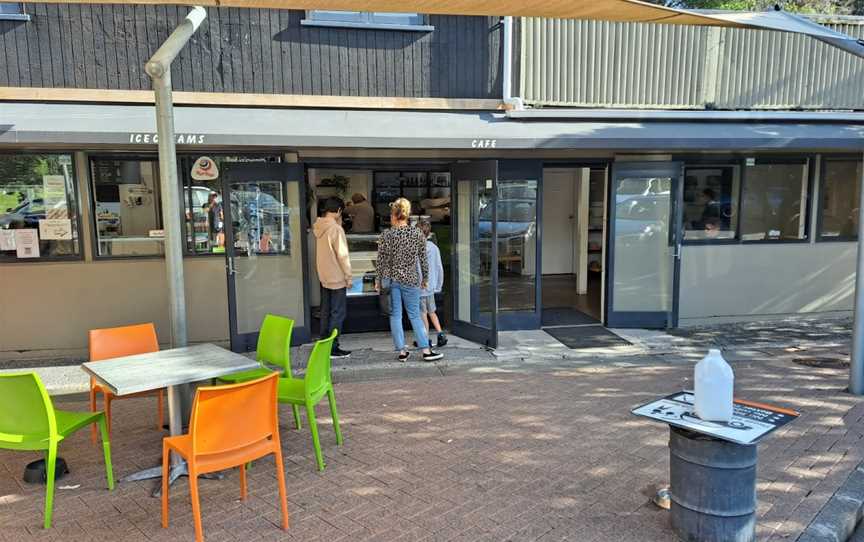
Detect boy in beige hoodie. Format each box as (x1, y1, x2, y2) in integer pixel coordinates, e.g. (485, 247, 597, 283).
(313, 197, 353, 358)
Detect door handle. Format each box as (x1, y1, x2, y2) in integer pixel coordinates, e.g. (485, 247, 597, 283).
(226, 256, 236, 275)
(673, 243, 682, 260)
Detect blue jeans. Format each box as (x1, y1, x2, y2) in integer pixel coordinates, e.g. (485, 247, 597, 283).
(388, 281, 430, 351)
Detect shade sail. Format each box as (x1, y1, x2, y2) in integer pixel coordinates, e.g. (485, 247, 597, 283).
(702, 10, 864, 58)
(17, 0, 749, 27)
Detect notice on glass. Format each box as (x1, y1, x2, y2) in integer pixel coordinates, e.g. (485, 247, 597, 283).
(14, 229, 40, 258)
(38, 219, 73, 240)
(0, 230, 16, 251)
(42, 175, 68, 219)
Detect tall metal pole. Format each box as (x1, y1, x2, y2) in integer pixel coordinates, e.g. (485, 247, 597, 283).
(145, 7, 206, 424)
(850, 151, 864, 394)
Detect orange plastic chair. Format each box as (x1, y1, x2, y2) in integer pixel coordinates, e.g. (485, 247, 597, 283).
(161, 373, 289, 542)
(88, 323, 165, 443)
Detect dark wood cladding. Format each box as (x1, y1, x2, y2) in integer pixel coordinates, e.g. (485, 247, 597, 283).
(0, 5, 502, 98)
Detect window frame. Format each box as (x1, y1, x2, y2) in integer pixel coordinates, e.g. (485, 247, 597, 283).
(738, 156, 814, 245)
(816, 154, 862, 243)
(0, 152, 85, 263)
(676, 154, 816, 246)
(0, 3, 30, 21)
(178, 153, 285, 258)
(88, 154, 165, 260)
(301, 10, 434, 32)
(680, 160, 743, 246)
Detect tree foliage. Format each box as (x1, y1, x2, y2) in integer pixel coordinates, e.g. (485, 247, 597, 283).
(652, 0, 863, 15)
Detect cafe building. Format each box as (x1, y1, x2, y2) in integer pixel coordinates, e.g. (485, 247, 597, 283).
(1, 9, 863, 356)
(2, 102, 862, 356)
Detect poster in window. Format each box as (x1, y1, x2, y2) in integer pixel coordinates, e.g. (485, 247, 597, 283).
(38, 219, 73, 240)
(0, 230, 15, 251)
(42, 175, 69, 219)
(14, 229, 40, 258)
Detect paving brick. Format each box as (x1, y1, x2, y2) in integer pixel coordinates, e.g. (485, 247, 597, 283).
(2, 345, 863, 541)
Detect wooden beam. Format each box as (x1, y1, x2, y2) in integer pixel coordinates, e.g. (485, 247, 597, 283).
(0, 87, 505, 110)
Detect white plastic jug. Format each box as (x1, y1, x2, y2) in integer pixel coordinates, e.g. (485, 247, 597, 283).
(694, 349, 734, 423)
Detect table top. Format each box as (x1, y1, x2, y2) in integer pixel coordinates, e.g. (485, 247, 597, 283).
(81, 343, 259, 396)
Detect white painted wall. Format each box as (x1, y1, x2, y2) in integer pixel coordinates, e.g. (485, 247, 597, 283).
(679, 242, 856, 325)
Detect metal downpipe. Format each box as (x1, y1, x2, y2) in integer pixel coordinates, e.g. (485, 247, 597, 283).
(144, 6, 206, 351)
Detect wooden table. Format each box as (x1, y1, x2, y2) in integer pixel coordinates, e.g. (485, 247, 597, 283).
(82, 343, 259, 492)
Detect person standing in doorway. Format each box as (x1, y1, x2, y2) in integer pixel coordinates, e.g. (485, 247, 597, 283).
(418, 220, 447, 347)
(376, 198, 443, 363)
(345, 193, 375, 233)
(313, 197, 352, 358)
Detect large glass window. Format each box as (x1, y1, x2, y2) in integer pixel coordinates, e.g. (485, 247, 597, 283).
(90, 157, 164, 257)
(683, 165, 740, 241)
(740, 161, 810, 242)
(819, 157, 862, 240)
(0, 153, 81, 260)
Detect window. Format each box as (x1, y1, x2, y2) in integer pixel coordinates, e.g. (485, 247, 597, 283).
(740, 161, 810, 242)
(302, 11, 433, 31)
(819, 157, 862, 240)
(178, 155, 282, 255)
(90, 157, 164, 257)
(0, 153, 81, 260)
(0, 3, 29, 21)
(683, 165, 740, 241)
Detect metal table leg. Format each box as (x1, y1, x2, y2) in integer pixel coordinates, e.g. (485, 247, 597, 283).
(118, 384, 222, 497)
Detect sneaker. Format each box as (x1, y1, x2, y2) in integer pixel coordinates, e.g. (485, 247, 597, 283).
(436, 334, 448, 348)
(398, 351, 411, 363)
(422, 350, 443, 362)
(331, 347, 351, 359)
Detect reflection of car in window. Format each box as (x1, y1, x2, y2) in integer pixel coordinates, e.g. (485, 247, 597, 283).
(1, 198, 47, 228)
(478, 199, 537, 239)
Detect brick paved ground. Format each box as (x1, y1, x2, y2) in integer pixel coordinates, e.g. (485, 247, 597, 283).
(1, 349, 862, 542)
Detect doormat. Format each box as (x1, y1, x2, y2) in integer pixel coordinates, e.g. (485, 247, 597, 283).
(541, 308, 599, 326)
(544, 326, 631, 349)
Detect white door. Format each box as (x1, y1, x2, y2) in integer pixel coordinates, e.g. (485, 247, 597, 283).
(542, 169, 576, 274)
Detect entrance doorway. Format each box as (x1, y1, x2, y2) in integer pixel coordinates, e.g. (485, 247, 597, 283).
(540, 167, 607, 326)
(221, 162, 310, 352)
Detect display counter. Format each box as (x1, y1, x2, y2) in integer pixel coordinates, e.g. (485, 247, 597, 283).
(346, 234, 379, 297)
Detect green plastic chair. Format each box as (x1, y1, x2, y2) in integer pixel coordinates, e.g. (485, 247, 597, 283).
(0, 372, 114, 529)
(218, 314, 301, 429)
(277, 329, 343, 471)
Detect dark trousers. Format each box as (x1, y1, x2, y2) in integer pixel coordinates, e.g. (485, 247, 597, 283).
(320, 286, 347, 348)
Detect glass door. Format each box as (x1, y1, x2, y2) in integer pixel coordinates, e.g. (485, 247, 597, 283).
(450, 161, 498, 348)
(606, 162, 683, 328)
(496, 161, 541, 330)
(222, 163, 309, 351)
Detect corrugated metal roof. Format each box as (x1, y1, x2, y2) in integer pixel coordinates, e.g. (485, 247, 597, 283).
(520, 16, 864, 111)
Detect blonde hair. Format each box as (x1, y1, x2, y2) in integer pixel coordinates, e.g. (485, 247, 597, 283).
(390, 197, 411, 221)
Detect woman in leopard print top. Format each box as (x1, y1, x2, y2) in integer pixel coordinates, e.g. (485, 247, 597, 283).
(376, 198, 443, 363)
